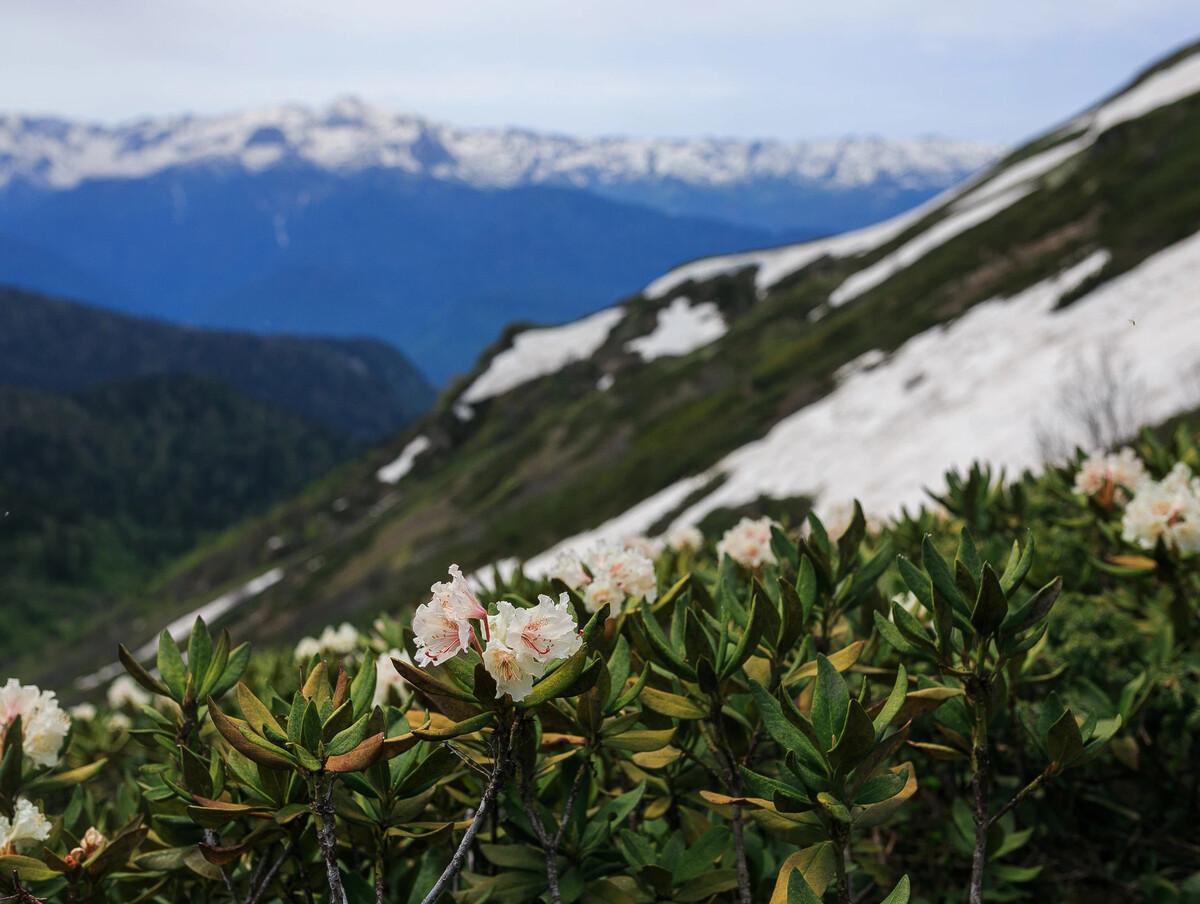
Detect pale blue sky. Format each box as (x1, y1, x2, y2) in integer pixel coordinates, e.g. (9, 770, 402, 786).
(2, 0, 1199, 144)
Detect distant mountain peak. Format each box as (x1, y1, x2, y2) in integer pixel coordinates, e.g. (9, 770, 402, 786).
(0, 101, 1003, 195)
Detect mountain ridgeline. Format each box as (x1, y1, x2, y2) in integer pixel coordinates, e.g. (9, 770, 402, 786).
(0, 107, 999, 383)
(35, 38, 1200, 695)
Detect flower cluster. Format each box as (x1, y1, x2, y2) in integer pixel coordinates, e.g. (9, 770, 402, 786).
(0, 679, 70, 769)
(548, 541, 658, 614)
(107, 675, 153, 710)
(411, 566, 582, 702)
(373, 649, 412, 707)
(665, 525, 705, 553)
(1074, 447, 1148, 504)
(294, 622, 360, 663)
(0, 798, 51, 854)
(717, 516, 780, 569)
(1121, 462, 1200, 556)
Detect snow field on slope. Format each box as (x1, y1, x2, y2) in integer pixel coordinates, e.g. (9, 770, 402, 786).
(625, 297, 727, 362)
(459, 307, 626, 406)
(527, 228, 1200, 565)
(642, 48, 1200, 308)
(376, 435, 432, 484)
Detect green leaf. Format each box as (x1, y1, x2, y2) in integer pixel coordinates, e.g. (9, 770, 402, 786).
(676, 870, 740, 902)
(873, 611, 925, 658)
(188, 618, 212, 690)
(604, 728, 675, 752)
(721, 593, 766, 680)
(896, 556, 934, 614)
(771, 843, 835, 904)
(890, 603, 939, 656)
(411, 711, 495, 741)
(638, 605, 696, 680)
(956, 528, 982, 579)
(236, 683, 278, 737)
(674, 826, 732, 882)
(922, 535, 970, 619)
(879, 875, 911, 904)
(811, 655, 850, 754)
(639, 686, 707, 720)
(0, 854, 61, 882)
(1046, 709, 1085, 766)
(350, 656, 377, 718)
(786, 867, 823, 904)
(158, 630, 188, 700)
(199, 628, 231, 697)
(830, 699, 875, 771)
(796, 556, 818, 625)
(210, 642, 251, 699)
(1002, 577, 1062, 635)
(118, 644, 170, 696)
(999, 532, 1035, 595)
(581, 783, 645, 850)
(521, 647, 590, 708)
(873, 666, 908, 739)
(325, 732, 385, 773)
(390, 658, 477, 703)
(328, 713, 373, 756)
(971, 564, 1009, 638)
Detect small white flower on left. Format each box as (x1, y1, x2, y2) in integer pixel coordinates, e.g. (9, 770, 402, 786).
(0, 798, 51, 854)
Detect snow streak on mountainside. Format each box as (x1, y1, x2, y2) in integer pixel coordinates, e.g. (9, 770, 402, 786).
(0, 99, 1000, 198)
(526, 231, 1200, 573)
(644, 49, 1200, 303)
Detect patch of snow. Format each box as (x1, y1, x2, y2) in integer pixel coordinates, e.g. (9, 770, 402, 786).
(516, 231, 1200, 563)
(460, 307, 625, 404)
(521, 473, 719, 578)
(453, 401, 475, 421)
(1082, 53, 1200, 135)
(828, 186, 1035, 307)
(376, 435, 432, 484)
(76, 568, 285, 690)
(951, 138, 1090, 211)
(597, 373, 616, 392)
(643, 181, 966, 301)
(625, 297, 727, 362)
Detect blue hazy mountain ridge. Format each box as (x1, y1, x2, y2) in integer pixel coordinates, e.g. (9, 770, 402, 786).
(0, 111, 995, 383)
(0, 166, 792, 384)
(0, 283, 435, 441)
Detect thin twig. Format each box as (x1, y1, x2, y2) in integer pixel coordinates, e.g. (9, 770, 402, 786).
(987, 766, 1057, 828)
(419, 746, 510, 904)
(247, 839, 296, 904)
(203, 829, 242, 904)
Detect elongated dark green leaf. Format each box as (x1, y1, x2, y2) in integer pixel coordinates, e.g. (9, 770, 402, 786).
(873, 611, 925, 658)
(639, 686, 707, 720)
(350, 656, 377, 718)
(200, 629, 231, 698)
(1000, 532, 1035, 595)
(891, 603, 939, 656)
(749, 681, 827, 770)
(879, 875, 911, 904)
(118, 644, 170, 696)
(971, 564, 1009, 638)
(1003, 577, 1062, 635)
(896, 556, 934, 613)
(391, 659, 477, 703)
(188, 618, 212, 690)
(922, 535, 970, 618)
(328, 713, 373, 756)
(520, 646, 589, 708)
(674, 826, 732, 883)
(721, 594, 766, 680)
(638, 606, 696, 680)
(411, 711, 495, 741)
(210, 642, 251, 699)
(956, 528, 982, 579)
(830, 699, 875, 770)
(158, 631, 187, 700)
(810, 655, 850, 754)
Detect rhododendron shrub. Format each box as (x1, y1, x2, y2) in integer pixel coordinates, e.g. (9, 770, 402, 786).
(13, 430, 1200, 902)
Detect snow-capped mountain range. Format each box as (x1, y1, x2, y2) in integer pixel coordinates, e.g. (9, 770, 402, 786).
(0, 102, 1002, 383)
(0, 98, 1000, 199)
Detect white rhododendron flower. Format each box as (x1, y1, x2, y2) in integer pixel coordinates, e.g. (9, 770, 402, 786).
(107, 675, 152, 710)
(481, 640, 538, 702)
(373, 649, 411, 707)
(413, 564, 488, 666)
(717, 516, 780, 569)
(1121, 468, 1200, 557)
(69, 703, 97, 722)
(0, 679, 70, 769)
(548, 542, 658, 613)
(483, 596, 580, 701)
(0, 798, 52, 854)
(1074, 447, 1148, 502)
(501, 594, 582, 665)
(665, 525, 704, 553)
(622, 535, 662, 559)
(294, 636, 323, 662)
(548, 552, 590, 589)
